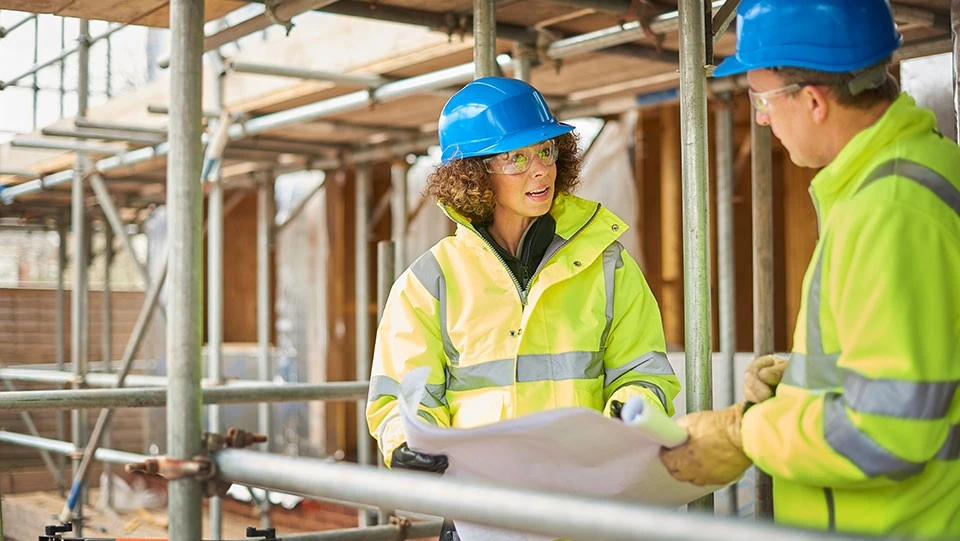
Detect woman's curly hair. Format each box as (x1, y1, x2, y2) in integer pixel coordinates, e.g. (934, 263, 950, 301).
(425, 132, 583, 224)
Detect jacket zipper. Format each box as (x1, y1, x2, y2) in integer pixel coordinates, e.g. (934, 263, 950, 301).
(823, 488, 836, 531)
(443, 203, 603, 307)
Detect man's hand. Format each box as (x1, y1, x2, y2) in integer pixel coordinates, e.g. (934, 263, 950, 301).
(744, 355, 788, 403)
(391, 443, 449, 474)
(659, 403, 751, 486)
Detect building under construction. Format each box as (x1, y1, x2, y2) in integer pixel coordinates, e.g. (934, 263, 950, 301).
(0, 0, 957, 540)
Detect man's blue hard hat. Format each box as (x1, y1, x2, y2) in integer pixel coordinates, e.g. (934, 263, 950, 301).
(713, 0, 902, 77)
(438, 77, 574, 163)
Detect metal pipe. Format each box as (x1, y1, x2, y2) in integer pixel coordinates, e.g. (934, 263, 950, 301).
(375, 239, 397, 523)
(58, 253, 169, 523)
(546, 1, 724, 60)
(56, 216, 68, 484)
(953, 0, 959, 142)
(751, 104, 775, 521)
(0, 431, 146, 465)
(714, 96, 737, 517)
(0, 22, 126, 91)
(513, 43, 535, 83)
(42, 126, 166, 145)
(167, 0, 206, 538)
(355, 166, 375, 526)
(1, 380, 68, 491)
(390, 163, 408, 274)
(256, 176, 275, 524)
(283, 522, 443, 541)
(229, 56, 512, 139)
(213, 449, 888, 541)
(474, 0, 497, 78)
(208, 53, 226, 540)
(59, 18, 65, 118)
(229, 60, 389, 86)
(275, 177, 326, 232)
(75, 118, 168, 135)
(89, 172, 167, 321)
(157, 0, 340, 68)
(102, 224, 114, 510)
(0, 382, 370, 411)
(71, 20, 92, 532)
(0, 14, 37, 39)
(31, 15, 38, 130)
(11, 138, 127, 154)
(0, 367, 328, 388)
(678, 0, 713, 513)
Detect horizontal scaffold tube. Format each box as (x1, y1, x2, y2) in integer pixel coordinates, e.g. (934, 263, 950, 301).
(0, 381, 369, 411)
(283, 521, 443, 541)
(213, 450, 894, 541)
(0, 430, 146, 464)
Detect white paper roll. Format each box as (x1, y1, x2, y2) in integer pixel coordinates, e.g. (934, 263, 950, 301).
(620, 396, 689, 448)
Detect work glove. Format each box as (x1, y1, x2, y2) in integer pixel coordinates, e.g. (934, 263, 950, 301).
(658, 403, 751, 486)
(744, 355, 788, 403)
(391, 443, 449, 474)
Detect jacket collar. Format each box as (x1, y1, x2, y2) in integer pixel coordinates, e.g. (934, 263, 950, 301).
(809, 93, 937, 226)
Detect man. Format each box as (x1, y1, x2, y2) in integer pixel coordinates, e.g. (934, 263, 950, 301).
(659, 0, 960, 538)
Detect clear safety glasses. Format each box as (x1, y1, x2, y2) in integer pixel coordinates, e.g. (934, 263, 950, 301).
(483, 139, 558, 175)
(748, 84, 802, 114)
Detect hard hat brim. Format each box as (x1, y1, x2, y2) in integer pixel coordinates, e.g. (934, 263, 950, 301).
(441, 121, 575, 163)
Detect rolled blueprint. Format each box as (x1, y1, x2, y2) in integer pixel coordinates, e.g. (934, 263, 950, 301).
(620, 396, 689, 448)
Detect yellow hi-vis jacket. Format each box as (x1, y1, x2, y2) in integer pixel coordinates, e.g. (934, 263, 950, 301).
(367, 193, 680, 465)
(741, 94, 960, 538)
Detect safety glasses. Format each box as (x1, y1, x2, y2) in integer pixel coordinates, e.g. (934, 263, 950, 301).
(483, 139, 558, 175)
(749, 84, 802, 114)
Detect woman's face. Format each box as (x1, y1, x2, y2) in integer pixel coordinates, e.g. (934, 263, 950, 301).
(486, 139, 558, 222)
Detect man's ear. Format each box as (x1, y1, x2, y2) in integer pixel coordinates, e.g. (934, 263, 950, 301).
(802, 85, 830, 124)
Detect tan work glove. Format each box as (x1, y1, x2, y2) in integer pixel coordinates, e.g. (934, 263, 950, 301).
(659, 403, 751, 486)
(744, 355, 788, 403)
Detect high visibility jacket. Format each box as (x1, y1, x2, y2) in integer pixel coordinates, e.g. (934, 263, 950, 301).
(741, 94, 960, 538)
(367, 193, 680, 464)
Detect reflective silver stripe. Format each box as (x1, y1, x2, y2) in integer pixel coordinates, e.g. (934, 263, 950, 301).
(937, 424, 960, 461)
(598, 241, 623, 349)
(516, 351, 603, 383)
(447, 351, 604, 392)
(628, 381, 669, 411)
(447, 358, 515, 392)
(369, 375, 447, 408)
(859, 159, 960, 217)
(806, 246, 827, 357)
(782, 351, 842, 389)
(368, 375, 401, 402)
(823, 393, 926, 480)
(603, 351, 674, 388)
(410, 251, 460, 365)
(784, 353, 957, 419)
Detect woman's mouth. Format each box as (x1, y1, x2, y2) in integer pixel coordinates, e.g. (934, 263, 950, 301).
(526, 186, 550, 200)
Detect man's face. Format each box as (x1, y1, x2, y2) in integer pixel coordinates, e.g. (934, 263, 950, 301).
(747, 69, 823, 168)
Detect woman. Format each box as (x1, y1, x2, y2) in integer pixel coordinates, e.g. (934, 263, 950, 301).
(366, 76, 679, 489)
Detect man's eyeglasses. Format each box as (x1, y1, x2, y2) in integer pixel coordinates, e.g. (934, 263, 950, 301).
(749, 83, 816, 114)
(484, 139, 558, 175)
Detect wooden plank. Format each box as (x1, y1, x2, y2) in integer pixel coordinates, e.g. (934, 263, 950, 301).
(659, 103, 683, 349)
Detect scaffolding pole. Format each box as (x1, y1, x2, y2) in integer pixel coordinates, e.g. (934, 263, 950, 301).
(55, 216, 68, 485)
(474, 0, 498, 78)
(0, 382, 369, 412)
(1, 380, 68, 491)
(70, 19, 92, 534)
(0, 367, 323, 388)
(390, 163, 408, 274)
(355, 166, 376, 526)
(714, 96, 737, 517)
(167, 0, 205, 538)
(0, 431, 146, 465)
(257, 175, 275, 528)
(0, 13, 36, 38)
(213, 449, 886, 541)
(102, 224, 114, 510)
(677, 0, 713, 513)
(283, 521, 442, 541)
(207, 52, 227, 541)
(751, 105, 775, 521)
